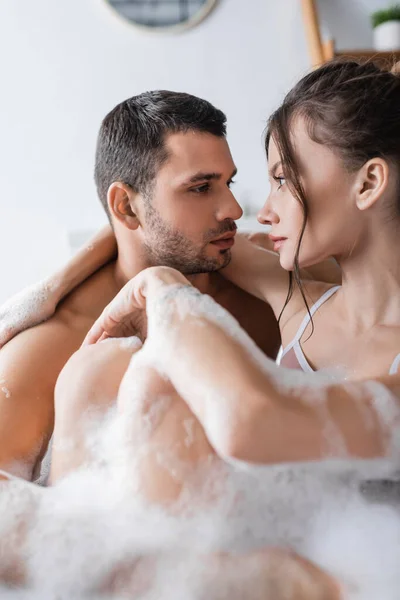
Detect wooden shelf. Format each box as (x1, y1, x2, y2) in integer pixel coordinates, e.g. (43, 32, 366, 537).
(301, 0, 400, 69)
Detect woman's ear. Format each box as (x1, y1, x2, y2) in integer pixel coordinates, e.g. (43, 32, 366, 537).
(354, 158, 389, 211)
(107, 182, 141, 230)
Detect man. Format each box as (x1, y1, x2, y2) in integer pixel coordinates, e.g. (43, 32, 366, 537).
(0, 90, 282, 481)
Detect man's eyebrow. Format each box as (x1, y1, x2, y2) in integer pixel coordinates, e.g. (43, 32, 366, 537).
(181, 168, 237, 186)
(269, 160, 282, 176)
(184, 172, 221, 184)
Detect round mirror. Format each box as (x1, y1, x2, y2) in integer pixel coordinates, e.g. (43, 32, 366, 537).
(106, 0, 218, 33)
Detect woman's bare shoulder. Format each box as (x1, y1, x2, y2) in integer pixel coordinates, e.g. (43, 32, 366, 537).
(279, 280, 339, 346)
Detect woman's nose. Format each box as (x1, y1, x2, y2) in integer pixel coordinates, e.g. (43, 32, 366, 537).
(257, 197, 279, 226)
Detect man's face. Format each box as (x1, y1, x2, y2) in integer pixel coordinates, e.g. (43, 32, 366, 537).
(139, 132, 243, 274)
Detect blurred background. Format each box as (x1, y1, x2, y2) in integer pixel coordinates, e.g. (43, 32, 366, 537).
(0, 0, 392, 300)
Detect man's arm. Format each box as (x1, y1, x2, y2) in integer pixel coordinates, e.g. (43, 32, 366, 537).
(50, 339, 139, 482)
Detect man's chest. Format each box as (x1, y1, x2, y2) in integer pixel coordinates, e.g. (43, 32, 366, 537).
(208, 280, 280, 359)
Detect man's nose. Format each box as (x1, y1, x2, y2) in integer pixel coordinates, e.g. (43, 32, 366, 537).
(216, 189, 243, 222)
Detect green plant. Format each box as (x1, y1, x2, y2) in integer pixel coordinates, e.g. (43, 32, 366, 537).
(371, 4, 400, 28)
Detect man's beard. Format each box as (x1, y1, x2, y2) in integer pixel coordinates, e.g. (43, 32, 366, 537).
(143, 203, 236, 275)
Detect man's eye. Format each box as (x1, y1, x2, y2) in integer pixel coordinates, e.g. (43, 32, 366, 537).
(191, 183, 210, 194)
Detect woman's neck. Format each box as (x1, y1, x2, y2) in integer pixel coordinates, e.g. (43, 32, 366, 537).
(336, 224, 400, 332)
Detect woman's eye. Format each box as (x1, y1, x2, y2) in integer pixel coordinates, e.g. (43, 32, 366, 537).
(273, 175, 286, 190)
(191, 183, 210, 194)
(227, 179, 236, 188)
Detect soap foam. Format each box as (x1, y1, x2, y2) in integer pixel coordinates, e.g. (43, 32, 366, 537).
(0, 284, 399, 598)
(0, 278, 59, 347)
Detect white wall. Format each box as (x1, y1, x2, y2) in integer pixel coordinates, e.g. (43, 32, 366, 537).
(0, 0, 390, 299)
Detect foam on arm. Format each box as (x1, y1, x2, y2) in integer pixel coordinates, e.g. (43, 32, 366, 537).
(143, 285, 400, 464)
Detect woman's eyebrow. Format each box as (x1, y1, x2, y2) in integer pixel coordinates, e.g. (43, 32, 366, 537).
(269, 161, 282, 176)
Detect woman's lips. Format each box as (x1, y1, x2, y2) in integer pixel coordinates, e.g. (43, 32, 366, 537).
(273, 239, 286, 252)
(269, 236, 287, 252)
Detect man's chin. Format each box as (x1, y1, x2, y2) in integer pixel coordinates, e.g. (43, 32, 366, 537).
(218, 249, 232, 269)
(204, 248, 232, 270)
(178, 251, 231, 275)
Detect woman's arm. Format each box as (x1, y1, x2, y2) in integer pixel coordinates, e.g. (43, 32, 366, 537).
(0, 226, 116, 347)
(161, 308, 396, 463)
(53, 225, 117, 299)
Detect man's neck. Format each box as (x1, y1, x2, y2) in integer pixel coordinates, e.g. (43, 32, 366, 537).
(186, 273, 214, 294)
(112, 231, 216, 295)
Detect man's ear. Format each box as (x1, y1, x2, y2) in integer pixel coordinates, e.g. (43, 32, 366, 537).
(107, 182, 141, 230)
(354, 158, 389, 211)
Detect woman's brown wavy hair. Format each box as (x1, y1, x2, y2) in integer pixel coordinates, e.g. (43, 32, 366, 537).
(266, 59, 400, 329)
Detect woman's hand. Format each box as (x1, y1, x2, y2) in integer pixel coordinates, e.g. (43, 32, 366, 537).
(83, 266, 190, 345)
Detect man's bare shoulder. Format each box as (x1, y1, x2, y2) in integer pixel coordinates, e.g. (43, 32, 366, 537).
(0, 263, 122, 475)
(0, 302, 89, 433)
(210, 273, 281, 359)
(0, 262, 121, 407)
(0, 305, 82, 476)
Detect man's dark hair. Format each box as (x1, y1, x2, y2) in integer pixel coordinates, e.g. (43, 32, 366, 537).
(94, 90, 227, 218)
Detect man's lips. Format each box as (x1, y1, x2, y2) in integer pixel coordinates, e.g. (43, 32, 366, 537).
(210, 232, 236, 249)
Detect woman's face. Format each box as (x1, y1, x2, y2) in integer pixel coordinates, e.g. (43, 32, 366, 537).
(259, 117, 362, 270)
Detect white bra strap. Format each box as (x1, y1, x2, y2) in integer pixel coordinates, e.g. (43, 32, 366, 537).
(292, 285, 341, 343)
(389, 353, 400, 375)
